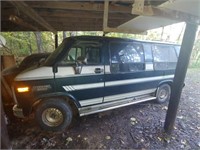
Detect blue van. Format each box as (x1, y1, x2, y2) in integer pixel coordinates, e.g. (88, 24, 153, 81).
(12, 36, 180, 131)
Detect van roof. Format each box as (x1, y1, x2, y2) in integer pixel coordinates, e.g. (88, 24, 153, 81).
(68, 35, 180, 46)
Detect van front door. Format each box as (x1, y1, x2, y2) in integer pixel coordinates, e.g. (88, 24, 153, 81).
(55, 40, 104, 107)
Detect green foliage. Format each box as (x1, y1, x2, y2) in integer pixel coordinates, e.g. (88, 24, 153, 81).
(189, 38, 200, 68)
(41, 32, 55, 52)
(1, 32, 56, 57)
(189, 62, 200, 68)
(1, 27, 200, 68)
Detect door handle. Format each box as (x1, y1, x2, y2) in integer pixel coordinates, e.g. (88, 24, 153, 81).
(94, 68, 103, 73)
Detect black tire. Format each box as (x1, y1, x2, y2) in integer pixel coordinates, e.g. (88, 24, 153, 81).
(35, 98, 72, 131)
(156, 84, 171, 104)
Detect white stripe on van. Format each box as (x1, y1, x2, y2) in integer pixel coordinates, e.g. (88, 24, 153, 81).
(15, 66, 104, 81)
(63, 82, 104, 91)
(72, 82, 104, 90)
(105, 75, 174, 87)
(68, 86, 75, 91)
(104, 88, 156, 102)
(80, 97, 103, 106)
(62, 75, 174, 91)
(63, 85, 75, 91)
(63, 86, 71, 92)
(79, 88, 156, 106)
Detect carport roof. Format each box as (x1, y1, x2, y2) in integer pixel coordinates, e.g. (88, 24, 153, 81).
(1, 0, 200, 34)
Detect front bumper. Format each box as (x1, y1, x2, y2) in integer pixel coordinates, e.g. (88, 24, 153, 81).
(13, 104, 25, 118)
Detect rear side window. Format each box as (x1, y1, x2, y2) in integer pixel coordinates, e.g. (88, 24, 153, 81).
(152, 44, 178, 70)
(110, 42, 145, 73)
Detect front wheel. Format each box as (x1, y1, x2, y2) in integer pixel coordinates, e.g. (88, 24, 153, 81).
(156, 84, 171, 104)
(35, 99, 72, 131)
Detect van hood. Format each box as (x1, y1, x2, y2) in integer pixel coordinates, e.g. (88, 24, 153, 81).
(15, 66, 54, 81)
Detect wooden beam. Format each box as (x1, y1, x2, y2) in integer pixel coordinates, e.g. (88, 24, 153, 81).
(37, 9, 134, 20)
(102, 1, 141, 34)
(9, 15, 39, 31)
(2, 8, 135, 20)
(43, 17, 129, 22)
(103, 1, 109, 29)
(24, 1, 132, 13)
(2, 19, 131, 32)
(1, 20, 104, 31)
(1, 76, 12, 99)
(54, 21, 123, 27)
(104, 27, 146, 34)
(132, 0, 145, 14)
(9, 1, 57, 34)
(132, 6, 200, 25)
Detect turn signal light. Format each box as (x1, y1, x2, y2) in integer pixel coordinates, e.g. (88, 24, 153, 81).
(17, 87, 29, 93)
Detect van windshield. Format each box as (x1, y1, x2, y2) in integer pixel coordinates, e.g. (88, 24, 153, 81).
(44, 38, 75, 66)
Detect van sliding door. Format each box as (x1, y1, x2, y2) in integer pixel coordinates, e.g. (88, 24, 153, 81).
(104, 41, 157, 102)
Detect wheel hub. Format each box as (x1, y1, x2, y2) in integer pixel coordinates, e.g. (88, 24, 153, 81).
(42, 108, 64, 127)
(159, 89, 167, 99)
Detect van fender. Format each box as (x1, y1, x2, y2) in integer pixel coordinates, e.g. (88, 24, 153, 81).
(31, 92, 81, 113)
(158, 79, 185, 88)
(158, 79, 173, 87)
(154, 80, 173, 97)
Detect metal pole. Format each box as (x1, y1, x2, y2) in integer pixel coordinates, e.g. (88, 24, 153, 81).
(55, 33, 58, 49)
(164, 23, 198, 134)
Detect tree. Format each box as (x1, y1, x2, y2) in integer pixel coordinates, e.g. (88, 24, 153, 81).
(63, 31, 67, 39)
(193, 30, 200, 65)
(27, 32, 33, 54)
(34, 32, 43, 53)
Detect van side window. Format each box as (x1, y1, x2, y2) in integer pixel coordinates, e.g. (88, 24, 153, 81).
(152, 44, 178, 70)
(110, 42, 145, 73)
(60, 41, 101, 65)
(85, 47, 100, 64)
(68, 47, 82, 62)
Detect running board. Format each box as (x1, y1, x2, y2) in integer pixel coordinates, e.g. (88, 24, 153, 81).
(79, 95, 156, 116)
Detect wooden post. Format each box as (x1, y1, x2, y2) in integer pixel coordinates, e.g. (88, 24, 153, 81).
(103, 1, 109, 30)
(1, 55, 16, 69)
(1, 103, 12, 149)
(164, 23, 198, 134)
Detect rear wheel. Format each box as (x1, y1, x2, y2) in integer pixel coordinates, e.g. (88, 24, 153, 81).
(156, 84, 171, 103)
(35, 98, 72, 131)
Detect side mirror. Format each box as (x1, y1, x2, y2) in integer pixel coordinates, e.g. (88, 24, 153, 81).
(75, 65, 82, 74)
(53, 64, 58, 73)
(74, 56, 87, 74)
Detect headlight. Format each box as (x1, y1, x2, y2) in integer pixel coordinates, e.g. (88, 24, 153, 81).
(17, 87, 29, 93)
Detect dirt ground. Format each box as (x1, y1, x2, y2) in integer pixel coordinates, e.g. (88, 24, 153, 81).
(6, 68, 200, 149)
